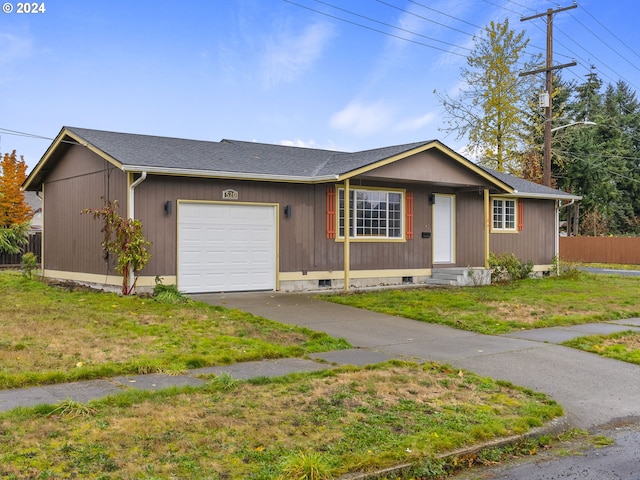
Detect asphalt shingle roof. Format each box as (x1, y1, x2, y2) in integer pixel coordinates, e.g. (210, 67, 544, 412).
(480, 166, 579, 199)
(42, 127, 577, 200)
(66, 127, 432, 179)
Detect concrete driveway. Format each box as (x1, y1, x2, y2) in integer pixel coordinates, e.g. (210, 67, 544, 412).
(194, 291, 640, 430)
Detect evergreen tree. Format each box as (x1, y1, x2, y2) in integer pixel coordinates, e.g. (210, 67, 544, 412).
(555, 73, 640, 235)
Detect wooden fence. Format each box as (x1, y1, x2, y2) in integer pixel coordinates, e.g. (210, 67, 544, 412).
(559, 236, 640, 265)
(0, 232, 42, 267)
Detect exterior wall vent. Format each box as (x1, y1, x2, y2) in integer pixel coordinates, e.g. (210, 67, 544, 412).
(402, 276, 414, 284)
(318, 279, 332, 288)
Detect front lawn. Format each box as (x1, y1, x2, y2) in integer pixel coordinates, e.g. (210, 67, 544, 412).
(325, 274, 640, 335)
(0, 272, 348, 389)
(0, 362, 562, 479)
(563, 331, 640, 364)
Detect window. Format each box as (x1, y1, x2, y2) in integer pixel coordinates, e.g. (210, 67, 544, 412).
(492, 198, 516, 231)
(338, 188, 403, 239)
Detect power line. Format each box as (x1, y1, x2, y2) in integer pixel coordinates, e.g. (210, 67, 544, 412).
(282, 0, 468, 57)
(311, 0, 472, 52)
(581, 5, 640, 61)
(403, 0, 482, 30)
(0, 128, 52, 141)
(568, 12, 640, 75)
(376, 0, 476, 38)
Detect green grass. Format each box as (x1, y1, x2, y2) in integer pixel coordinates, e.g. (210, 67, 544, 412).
(563, 331, 640, 364)
(0, 271, 349, 389)
(325, 274, 640, 335)
(0, 362, 562, 479)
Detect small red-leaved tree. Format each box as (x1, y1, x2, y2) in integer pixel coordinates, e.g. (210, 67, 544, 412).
(83, 200, 151, 295)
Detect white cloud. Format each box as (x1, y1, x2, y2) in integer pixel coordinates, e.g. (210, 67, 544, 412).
(395, 112, 437, 132)
(261, 21, 335, 87)
(0, 33, 33, 65)
(280, 139, 317, 148)
(330, 100, 394, 136)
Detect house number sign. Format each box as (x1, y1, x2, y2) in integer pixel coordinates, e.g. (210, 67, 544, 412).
(222, 189, 239, 200)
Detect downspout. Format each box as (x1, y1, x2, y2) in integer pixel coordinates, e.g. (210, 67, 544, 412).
(343, 178, 350, 292)
(556, 198, 575, 275)
(37, 189, 44, 277)
(127, 171, 147, 291)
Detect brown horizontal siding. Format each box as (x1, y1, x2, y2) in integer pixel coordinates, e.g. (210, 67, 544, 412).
(560, 237, 640, 264)
(43, 147, 127, 276)
(455, 191, 486, 267)
(135, 178, 440, 276)
(489, 199, 555, 264)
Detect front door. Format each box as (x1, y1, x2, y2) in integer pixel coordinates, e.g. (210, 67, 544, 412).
(432, 194, 455, 264)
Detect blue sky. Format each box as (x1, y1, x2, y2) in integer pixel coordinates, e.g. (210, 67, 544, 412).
(1, 0, 639, 172)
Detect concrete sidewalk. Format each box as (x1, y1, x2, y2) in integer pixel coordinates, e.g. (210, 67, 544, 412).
(2, 291, 640, 431)
(196, 292, 640, 430)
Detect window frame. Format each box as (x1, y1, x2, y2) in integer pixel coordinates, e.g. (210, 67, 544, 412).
(337, 187, 405, 241)
(492, 197, 517, 232)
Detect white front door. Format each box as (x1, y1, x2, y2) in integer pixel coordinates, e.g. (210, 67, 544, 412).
(433, 194, 455, 264)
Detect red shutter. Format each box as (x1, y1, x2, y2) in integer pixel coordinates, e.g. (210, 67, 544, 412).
(326, 186, 336, 239)
(517, 199, 524, 231)
(405, 192, 414, 239)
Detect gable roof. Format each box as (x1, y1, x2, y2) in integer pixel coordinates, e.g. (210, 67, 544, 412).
(481, 166, 581, 200)
(23, 126, 576, 200)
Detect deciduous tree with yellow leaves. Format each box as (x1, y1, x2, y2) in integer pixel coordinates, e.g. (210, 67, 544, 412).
(0, 150, 33, 254)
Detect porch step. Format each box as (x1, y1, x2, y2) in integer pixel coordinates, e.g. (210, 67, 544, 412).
(423, 278, 457, 286)
(429, 267, 491, 287)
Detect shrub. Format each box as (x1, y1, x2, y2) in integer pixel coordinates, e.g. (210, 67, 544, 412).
(552, 256, 583, 279)
(153, 276, 190, 304)
(21, 252, 38, 278)
(488, 252, 533, 283)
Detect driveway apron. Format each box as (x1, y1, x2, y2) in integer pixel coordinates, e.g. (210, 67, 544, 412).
(194, 291, 640, 430)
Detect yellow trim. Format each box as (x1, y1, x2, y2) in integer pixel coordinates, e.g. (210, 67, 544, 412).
(336, 185, 406, 242)
(280, 268, 433, 281)
(432, 193, 456, 264)
(23, 128, 123, 190)
(490, 196, 518, 233)
(335, 238, 406, 243)
(343, 179, 350, 292)
(25, 132, 515, 195)
(335, 141, 514, 193)
(175, 200, 280, 291)
(42, 270, 175, 288)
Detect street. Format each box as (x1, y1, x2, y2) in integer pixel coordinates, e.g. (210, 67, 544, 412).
(452, 421, 640, 479)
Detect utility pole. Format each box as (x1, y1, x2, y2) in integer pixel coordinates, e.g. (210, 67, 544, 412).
(520, 3, 577, 187)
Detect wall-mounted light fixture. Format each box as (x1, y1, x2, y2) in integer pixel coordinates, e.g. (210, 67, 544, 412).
(164, 200, 172, 215)
(428, 194, 436, 205)
(284, 205, 292, 218)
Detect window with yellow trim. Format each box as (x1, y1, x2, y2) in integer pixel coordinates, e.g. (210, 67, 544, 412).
(492, 198, 516, 231)
(338, 188, 403, 239)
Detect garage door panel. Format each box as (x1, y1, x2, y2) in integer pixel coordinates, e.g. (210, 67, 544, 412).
(178, 203, 276, 293)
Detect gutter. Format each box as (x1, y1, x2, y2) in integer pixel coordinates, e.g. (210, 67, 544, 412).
(502, 192, 582, 201)
(127, 171, 147, 292)
(122, 165, 339, 184)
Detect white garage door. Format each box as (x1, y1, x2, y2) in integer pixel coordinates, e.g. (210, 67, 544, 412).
(178, 203, 277, 293)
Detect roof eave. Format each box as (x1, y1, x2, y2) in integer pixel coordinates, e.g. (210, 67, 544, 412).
(501, 192, 582, 201)
(23, 127, 124, 190)
(122, 165, 340, 183)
